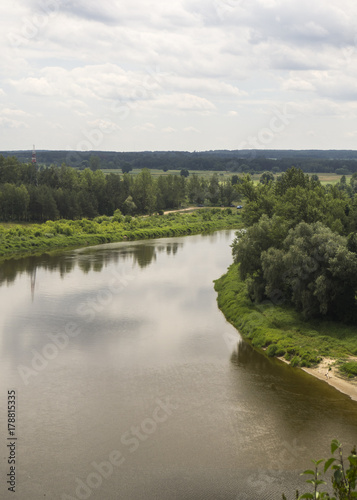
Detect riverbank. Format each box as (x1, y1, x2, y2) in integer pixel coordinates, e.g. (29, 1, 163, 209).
(0, 209, 242, 261)
(214, 263, 357, 401)
(302, 357, 357, 401)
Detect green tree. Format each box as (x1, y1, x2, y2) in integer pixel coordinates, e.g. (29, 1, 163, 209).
(131, 169, 156, 214)
(262, 222, 357, 320)
(89, 155, 101, 171)
(259, 171, 274, 184)
(232, 215, 289, 301)
(121, 162, 133, 174)
(187, 174, 207, 204)
(207, 173, 220, 205)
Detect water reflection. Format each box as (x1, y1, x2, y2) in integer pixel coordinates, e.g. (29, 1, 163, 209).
(1, 229, 356, 500)
(0, 240, 184, 296)
(230, 339, 357, 458)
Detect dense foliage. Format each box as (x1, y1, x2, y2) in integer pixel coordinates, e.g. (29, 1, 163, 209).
(232, 167, 357, 322)
(0, 156, 237, 221)
(0, 209, 241, 260)
(214, 263, 357, 370)
(3, 149, 357, 174)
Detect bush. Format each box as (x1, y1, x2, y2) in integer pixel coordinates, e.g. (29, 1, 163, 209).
(275, 347, 286, 357)
(283, 439, 357, 500)
(290, 356, 300, 367)
(112, 209, 123, 222)
(266, 344, 278, 357)
(94, 215, 111, 224)
(340, 361, 357, 377)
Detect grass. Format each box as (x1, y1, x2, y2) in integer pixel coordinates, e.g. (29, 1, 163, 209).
(214, 263, 357, 376)
(250, 172, 351, 185)
(101, 169, 351, 186)
(101, 168, 234, 178)
(0, 209, 243, 261)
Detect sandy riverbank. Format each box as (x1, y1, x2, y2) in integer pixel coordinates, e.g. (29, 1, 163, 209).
(302, 357, 357, 402)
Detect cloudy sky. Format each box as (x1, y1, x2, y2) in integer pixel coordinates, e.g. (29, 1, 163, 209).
(1, 0, 357, 152)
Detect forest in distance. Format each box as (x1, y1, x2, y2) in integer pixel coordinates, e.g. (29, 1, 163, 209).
(0, 155, 240, 221)
(1, 154, 357, 223)
(3, 148, 357, 175)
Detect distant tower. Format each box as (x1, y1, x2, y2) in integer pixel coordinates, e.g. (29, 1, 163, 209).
(32, 144, 37, 164)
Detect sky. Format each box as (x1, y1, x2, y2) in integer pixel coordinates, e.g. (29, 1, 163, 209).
(1, 0, 357, 152)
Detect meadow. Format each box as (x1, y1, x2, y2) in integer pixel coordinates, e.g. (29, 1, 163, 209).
(101, 168, 348, 185)
(0, 209, 242, 261)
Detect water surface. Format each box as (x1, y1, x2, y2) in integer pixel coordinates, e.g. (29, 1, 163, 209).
(1, 231, 357, 499)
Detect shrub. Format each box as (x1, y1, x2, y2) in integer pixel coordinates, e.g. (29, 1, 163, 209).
(290, 356, 300, 367)
(283, 439, 357, 500)
(340, 362, 357, 377)
(266, 344, 278, 357)
(275, 347, 286, 357)
(112, 209, 123, 222)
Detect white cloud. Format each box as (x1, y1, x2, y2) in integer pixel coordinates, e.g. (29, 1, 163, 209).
(154, 93, 216, 112)
(10, 76, 57, 96)
(1, 0, 357, 150)
(1, 108, 29, 117)
(0, 117, 29, 129)
(134, 122, 156, 131)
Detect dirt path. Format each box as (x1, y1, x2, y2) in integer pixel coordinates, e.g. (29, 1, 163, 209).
(163, 206, 203, 214)
(302, 357, 357, 401)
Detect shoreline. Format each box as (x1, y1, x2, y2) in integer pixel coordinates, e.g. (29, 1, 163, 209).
(277, 353, 357, 401)
(301, 357, 357, 402)
(0, 211, 242, 262)
(214, 263, 357, 404)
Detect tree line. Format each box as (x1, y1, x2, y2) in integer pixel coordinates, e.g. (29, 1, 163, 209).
(0, 156, 236, 221)
(2, 149, 357, 174)
(232, 167, 357, 323)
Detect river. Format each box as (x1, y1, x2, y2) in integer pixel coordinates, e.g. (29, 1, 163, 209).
(1, 230, 357, 499)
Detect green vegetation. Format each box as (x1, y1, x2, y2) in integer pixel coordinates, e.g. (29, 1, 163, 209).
(214, 263, 357, 369)
(339, 362, 357, 378)
(4, 149, 357, 175)
(0, 209, 242, 261)
(0, 156, 239, 221)
(282, 439, 357, 500)
(232, 168, 357, 321)
(215, 166, 357, 376)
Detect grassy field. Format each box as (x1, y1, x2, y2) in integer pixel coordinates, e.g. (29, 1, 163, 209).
(0, 209, 243, 261)
(250, 172, 349, 185)
(214, 263, 357, 377)
(101, 168, 234, 178)
(101, 168, 349, 185)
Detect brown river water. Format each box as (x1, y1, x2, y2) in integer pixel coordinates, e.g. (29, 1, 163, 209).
(0, 230, 357, 499)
